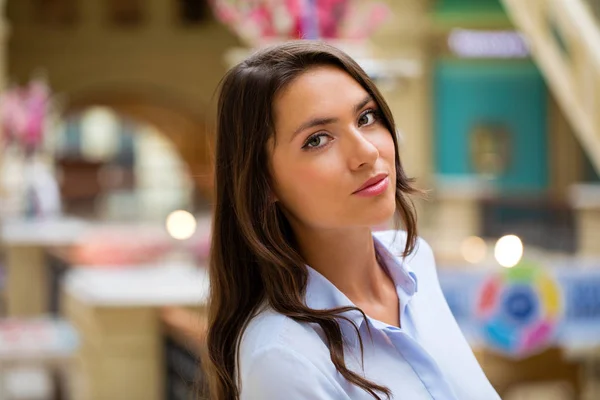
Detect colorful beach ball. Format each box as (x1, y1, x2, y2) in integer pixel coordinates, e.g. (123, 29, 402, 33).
(476, 261, 563, 357)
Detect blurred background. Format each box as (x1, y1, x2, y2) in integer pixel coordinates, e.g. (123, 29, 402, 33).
(0, 0, 599, 399)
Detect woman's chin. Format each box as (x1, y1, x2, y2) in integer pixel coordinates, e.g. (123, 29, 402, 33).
(357, 203, 396, 228)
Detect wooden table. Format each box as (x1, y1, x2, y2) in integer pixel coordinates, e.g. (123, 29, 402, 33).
(61, 263, 208, 400)
(1, 217, 89, 317)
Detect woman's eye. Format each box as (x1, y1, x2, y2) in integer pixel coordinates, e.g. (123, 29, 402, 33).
(358, 110, 378, 127)
(303, 133, 331, 150)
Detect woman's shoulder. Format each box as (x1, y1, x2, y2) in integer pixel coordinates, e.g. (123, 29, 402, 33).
(237, 307, 340, 397)
(239, 306, 331, 371)
(238, 307, 347, 398)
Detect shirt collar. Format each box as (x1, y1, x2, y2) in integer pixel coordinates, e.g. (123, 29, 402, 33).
(304, 231, 419, 340)
(373, 233, 418, 296)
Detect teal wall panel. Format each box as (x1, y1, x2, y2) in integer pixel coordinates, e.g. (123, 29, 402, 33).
(434, 0, 505, 14)
(434, 60, 548, 192)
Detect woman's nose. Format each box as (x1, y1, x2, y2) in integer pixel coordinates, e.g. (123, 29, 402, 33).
(345, 127, 379, 171)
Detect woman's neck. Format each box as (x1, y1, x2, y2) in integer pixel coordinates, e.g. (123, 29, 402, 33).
(292, 226, 390, 304)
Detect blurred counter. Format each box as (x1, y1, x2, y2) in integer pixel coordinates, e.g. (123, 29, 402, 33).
(1, 217, 90, 246)
(1, 215, 202, 317)
(1, 217, 90, 317)
(61, 263, 208, 400)
(63, 264, 208, 306)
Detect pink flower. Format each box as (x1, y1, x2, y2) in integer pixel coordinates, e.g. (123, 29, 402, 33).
(0, 79, 51, 152)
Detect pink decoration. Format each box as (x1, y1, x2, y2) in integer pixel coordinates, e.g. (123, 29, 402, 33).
(316, 0, 348, 38)
(520, 321, 554, 354)
(0, 78, 51, 154)
(209, 0, 391, 45)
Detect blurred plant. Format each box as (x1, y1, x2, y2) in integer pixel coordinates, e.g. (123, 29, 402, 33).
(0, 77, 52, 156)
(209, 0, 390, 45)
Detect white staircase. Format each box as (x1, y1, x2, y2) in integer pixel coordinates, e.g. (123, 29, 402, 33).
(501, 0, 600, 174)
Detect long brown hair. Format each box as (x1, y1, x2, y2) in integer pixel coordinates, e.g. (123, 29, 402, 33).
(203, 41, 419, 400)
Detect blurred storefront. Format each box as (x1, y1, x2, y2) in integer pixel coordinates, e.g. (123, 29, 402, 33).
(423, 1, 600, 399)
(425, 0, 600, 260)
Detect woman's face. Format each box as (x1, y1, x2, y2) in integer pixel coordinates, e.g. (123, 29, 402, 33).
(269, 65, 397, 231)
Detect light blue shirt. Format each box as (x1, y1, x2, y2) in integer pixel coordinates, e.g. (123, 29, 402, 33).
(239, 230, 500, 399)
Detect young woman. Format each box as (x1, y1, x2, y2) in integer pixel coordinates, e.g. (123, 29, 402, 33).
(204, 41, 499, 400)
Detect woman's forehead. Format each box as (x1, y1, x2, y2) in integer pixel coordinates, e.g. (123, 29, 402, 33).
(280, 65, 366, 100)
(273, 67, 370, 127)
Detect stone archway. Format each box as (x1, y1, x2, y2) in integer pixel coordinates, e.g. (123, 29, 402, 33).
(63, 88, 215, 200)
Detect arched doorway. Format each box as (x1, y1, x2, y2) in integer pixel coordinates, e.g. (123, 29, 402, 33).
(56, 89, 215, 220)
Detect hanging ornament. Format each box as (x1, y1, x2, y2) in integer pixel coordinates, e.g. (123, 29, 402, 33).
(208, 0, 391, 46)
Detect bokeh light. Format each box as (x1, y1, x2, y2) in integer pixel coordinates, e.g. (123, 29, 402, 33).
(166, 210, 197, 240)
(461, 236, 487, 264)
(494, 235, 523, 268)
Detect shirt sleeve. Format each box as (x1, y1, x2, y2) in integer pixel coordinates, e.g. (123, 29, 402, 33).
(240, 345, 348, 400)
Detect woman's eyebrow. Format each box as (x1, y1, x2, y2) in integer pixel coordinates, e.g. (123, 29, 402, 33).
(353, 95, 374, 114)
(292, 116, 338, 139)
(291, 95, 375, 141)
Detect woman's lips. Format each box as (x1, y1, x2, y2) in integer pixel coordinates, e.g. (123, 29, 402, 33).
(353, 175, 389, 197)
